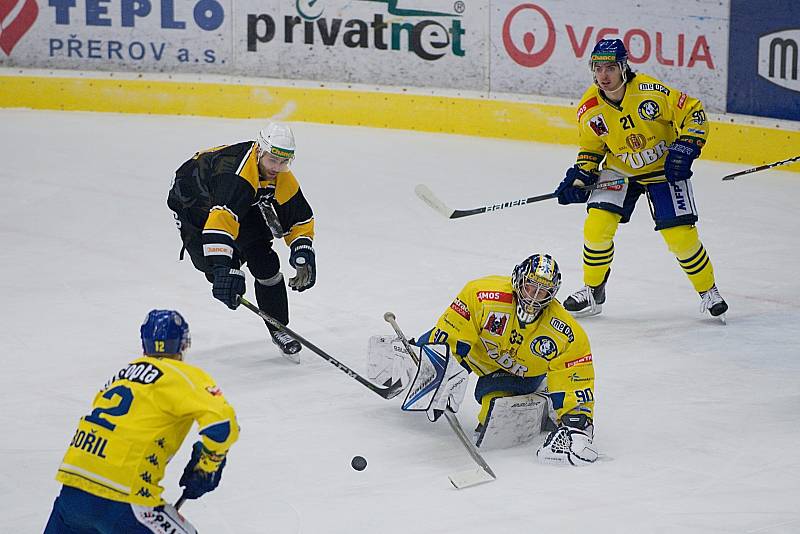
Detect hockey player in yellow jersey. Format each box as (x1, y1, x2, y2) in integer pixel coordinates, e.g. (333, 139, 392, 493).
(45, 310, 239, 534)
(554, 39, 728, 322)
(168, 121, 316, 360)
(369, 254, 597, 466)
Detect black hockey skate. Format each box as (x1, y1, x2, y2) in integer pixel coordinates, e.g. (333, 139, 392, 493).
(563, 270, 609, 318)
(271, 329, 302, 363)
(699, 284, 728, 324)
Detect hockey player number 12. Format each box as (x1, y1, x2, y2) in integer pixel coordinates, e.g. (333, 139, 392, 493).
(85, 385, 134, 431)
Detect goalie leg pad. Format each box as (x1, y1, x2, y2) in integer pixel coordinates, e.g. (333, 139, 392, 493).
(475, 392, 551, 450)
(474, 371, 545, 409)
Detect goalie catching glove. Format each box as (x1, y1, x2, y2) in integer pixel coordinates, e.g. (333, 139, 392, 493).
(401, 344, 469, 422)
(536, 413, 598, 466)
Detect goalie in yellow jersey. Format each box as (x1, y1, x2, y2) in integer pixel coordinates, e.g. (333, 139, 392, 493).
(44, 310, 239, 534)
(368, 254, 598, 466)
(554, 38, 728, 322)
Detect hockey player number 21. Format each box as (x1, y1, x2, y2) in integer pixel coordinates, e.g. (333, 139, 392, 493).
(85, 385, 134, 431)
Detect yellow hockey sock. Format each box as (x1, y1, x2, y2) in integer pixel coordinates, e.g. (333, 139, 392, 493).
(660, 225, 716, 293)
(582, 209, 621, 287)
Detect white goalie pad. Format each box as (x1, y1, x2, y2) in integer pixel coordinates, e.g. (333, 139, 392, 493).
(367, 335, 417, 389)
(475, 392, 552, 450)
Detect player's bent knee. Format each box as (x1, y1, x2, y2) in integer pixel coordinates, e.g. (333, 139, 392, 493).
(660, 225, 700, 256)
(584, 208, 621, 244)
(256, 272, 284, 287)
(475, 392, 552, 450)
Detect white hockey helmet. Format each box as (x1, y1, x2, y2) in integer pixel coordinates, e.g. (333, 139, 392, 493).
(257, 121, 296, 172)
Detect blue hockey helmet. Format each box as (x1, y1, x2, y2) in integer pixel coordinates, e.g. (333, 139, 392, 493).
(589, 39, 630, 88)
(511, 254, 562, 322)
(590, 38, 628, 67)
(140, 309, 191, 357)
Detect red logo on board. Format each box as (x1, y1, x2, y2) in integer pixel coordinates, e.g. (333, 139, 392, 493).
(0, 0, 39, 56)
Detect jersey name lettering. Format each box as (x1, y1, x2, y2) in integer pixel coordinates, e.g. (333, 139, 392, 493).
(115, 363, 164, 386)
(69, 429, 109, 459)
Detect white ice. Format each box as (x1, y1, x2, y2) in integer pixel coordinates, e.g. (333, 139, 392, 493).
(2, 109, 799, 533)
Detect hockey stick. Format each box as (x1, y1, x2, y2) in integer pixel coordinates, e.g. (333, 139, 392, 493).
(383, 312, 496, 489)
(175, 492, 187, 510)
(238, 297, 405, 399)
(415, 177, 626, 219)
(721, 155, 800, 180)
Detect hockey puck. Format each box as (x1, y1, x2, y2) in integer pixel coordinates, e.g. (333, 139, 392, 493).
(351, 455, 367, 471)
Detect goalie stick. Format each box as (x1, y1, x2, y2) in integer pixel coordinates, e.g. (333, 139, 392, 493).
(238, 297, 405, 400)
(383, 312, 497, 489)
(415, 177, 627, 219)
(721, 155, 800, 181)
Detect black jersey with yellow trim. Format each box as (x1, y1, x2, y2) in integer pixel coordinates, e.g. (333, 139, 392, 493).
(169, 142, 314, 263)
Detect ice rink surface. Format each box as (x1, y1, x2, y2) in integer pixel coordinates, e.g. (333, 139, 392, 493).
(2, 109, 799, 533)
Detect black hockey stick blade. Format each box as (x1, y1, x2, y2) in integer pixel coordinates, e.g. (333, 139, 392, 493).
(415, 178, 626, 220)
(722, 155, 800, 181)
(239, 297, 405, 399)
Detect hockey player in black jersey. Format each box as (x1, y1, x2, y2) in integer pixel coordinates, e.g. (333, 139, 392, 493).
(167, 122, 316, 359)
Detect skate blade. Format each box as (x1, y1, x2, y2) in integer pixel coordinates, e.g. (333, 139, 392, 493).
(716, 313, 727, 325)
(569, 305, 602, 318)
(281, 352, 301, 364)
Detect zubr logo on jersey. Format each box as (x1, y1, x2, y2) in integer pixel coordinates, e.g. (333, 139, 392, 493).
(502, 2, 714, 69)
(0, 0, 39, 55)
(247, 0, 465, 61)
(758, 29, 799, 93)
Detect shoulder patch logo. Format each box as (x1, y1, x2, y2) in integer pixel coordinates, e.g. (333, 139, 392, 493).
(565, 354, 593, 368)
(588, 114, 609, 136)
(483, 312, 510, 336)
(476, 291, 513, 303)
(638, 100, 661, 120)
(549, 317, 575, 342)
(449, 298, 471, 320)
(577, 96, 599, 121)
(638, 82, 670, 96)
(530, 336, 558, 360)
(677, 92, 688, 109)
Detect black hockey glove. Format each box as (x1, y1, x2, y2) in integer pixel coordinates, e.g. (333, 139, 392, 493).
(288, 240, 316, 292)
(179, 442, 227, 500)
(555, 166, 598, 205)
(664, 140, 701, 182)
(212, 266, 246, 309)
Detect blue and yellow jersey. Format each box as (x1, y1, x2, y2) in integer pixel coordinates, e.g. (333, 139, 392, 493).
(420, 275, 595, 422)
(56, 357, 239, 507)
(575, 73, 709, 184)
